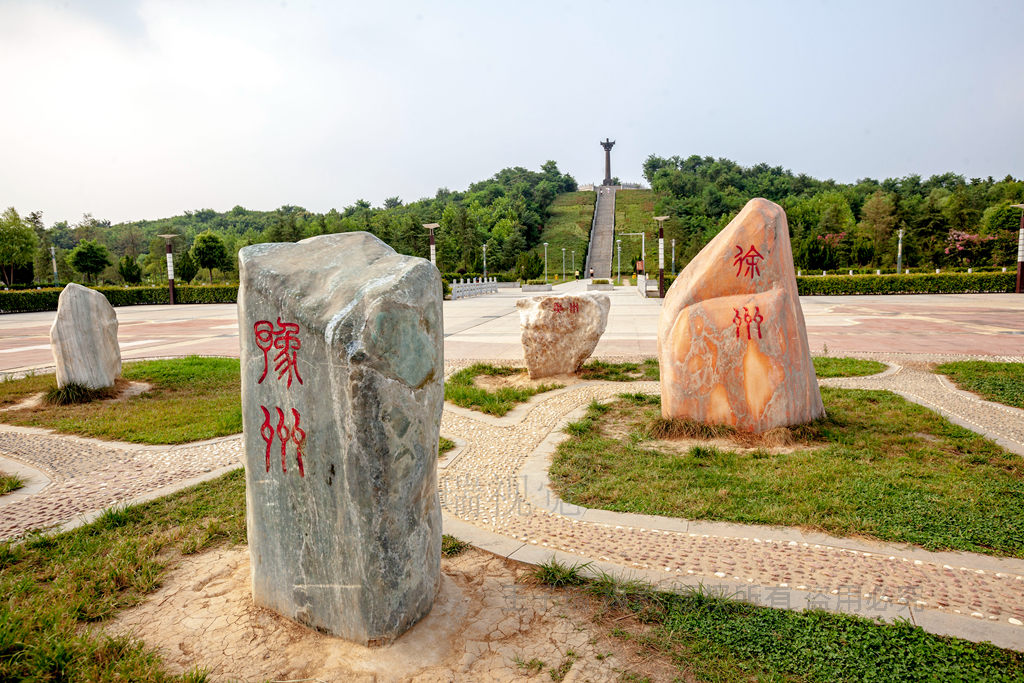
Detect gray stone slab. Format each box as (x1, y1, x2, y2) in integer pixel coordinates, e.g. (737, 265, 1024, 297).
(238, 232, 443, 645)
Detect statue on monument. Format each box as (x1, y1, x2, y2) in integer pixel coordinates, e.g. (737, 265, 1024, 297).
(600, 138, 615, 186)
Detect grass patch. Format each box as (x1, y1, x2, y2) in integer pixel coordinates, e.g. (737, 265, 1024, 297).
(444, 364, 562, 416)
(936, 360, 1024, 409)
(575, 357, 882, 383)
(813, 356, 887, 378)
(0, 471, 26, 495)
(0, 356, 242, 444)
(579, 359, 659, 382)
(441, 534, 470, 557)
(550, 388, 1024, 556)
(531, 558, 590, 587)
(438, 436, 456, 457)
(0, 469, 246, 681)
(533, 563, 1024, 682)
(533, 191, 595, 274)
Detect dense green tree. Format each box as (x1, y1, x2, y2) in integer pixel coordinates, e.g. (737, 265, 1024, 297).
(67, 240, 112, 283)
(117, 254, 143, 284)
(175, 249, 199, 284)
(859, 191, 896, 267)
(0, 207, 39, 285)
(191, 231, 230, 283)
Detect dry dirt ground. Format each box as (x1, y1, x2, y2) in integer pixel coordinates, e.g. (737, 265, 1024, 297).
(104, 545, 681, 682)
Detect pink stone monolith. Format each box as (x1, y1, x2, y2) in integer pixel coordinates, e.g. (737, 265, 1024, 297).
(657, 198, 823, 432)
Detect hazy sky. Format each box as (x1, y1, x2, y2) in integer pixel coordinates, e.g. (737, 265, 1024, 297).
(2, 0, 1023, 225)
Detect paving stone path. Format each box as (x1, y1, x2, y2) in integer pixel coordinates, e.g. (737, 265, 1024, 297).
(2, 354, 1023, 646)
(0, 430, 240, 538)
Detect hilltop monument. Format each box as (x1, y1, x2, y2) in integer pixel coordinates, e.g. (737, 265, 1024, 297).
(600, 138, 615, 185)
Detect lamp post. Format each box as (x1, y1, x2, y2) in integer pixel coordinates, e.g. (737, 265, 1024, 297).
(571, 250, 575, 278)
(654, 216, 669, 297)
(49, 245, 59, 285)
(1012, 204, 1024, 293)
(561, 247, 565, 280)
(543, 242, 548, 284)
(620, 232, 645, 278)
(896, 228, 904, 274)
(157, 234, 178, 305)
(482, 244, 487, 279)
(671, 238, 676, 275)
(423, 223, 439, 268)
(616, 239, 621, 285)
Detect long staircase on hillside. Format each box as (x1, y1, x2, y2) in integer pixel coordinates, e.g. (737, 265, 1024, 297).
(586, 187, 615, 278)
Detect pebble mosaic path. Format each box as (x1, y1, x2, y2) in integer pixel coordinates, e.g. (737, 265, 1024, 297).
(2, 353, 1023, 647)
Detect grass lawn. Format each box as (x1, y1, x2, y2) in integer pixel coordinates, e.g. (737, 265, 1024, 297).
(936, 360, 1024, 409)
(533, 191, 595, 276)
(0, 470, 247, 681)
(0, 357, 242, 444)
(813, 357, 886, 378)
(532, 559, 1024, 682)
(551, 389, 1024, 557)
(444, 364, 562, 416)
(578, 358, 660, 382)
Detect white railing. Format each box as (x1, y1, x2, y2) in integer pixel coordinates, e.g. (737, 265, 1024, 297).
(450, 277, 499, 300)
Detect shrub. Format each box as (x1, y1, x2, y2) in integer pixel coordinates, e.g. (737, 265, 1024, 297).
(796, 272, 1014, 295)
(0, 284, 238, 313)
(592, 279, 610, 284)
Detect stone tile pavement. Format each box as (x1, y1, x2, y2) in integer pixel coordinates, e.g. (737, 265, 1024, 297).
(1, 353, 1023, 649)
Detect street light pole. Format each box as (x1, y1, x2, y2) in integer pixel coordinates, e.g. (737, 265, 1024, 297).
(1012, 204, 1024, 293)
(482, 244, 487, 279)
(571, 250, 575, 278)
(896, 229, 904, 274)
(158, 234, 178, 305)
(49, 245, 59, 285)
(654, 216, 668, 297)
(616, 239, 621, 285)
(671, 238, 676, 275)
(562, 247, 565, 280)
(423, 223, 439, 268)
(619, 232, 645, 279)
(543, 242, 548, 284)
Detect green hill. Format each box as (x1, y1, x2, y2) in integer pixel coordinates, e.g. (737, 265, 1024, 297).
(532, 191, 595, 279)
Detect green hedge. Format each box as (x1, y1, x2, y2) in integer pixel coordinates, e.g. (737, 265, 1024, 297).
(796, 272, 1015, 296)
(0, 284, 238, 314)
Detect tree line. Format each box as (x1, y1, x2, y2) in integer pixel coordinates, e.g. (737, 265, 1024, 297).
(643, 155, 1023, 271)
(0, 161, 577, 286)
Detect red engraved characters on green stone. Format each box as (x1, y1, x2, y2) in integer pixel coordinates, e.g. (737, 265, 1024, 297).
(260, 405, 305, 477)
(253, 318, 304, 387)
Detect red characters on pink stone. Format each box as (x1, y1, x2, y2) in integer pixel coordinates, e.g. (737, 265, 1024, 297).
(734, 245, 765, 279)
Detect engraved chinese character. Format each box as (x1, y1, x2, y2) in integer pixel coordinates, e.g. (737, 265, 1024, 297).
(568, 300, 579, 314)
(259, 405, 306, 476)
(254, 317, 304, 387)
(733, 306, 764, 340)
(552, 301, 565, 313)
(734, 245, 765, 278)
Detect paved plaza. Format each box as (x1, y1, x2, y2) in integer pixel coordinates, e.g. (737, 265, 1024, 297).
(2, 283, 1023, 373)
(1, 285, 1023, 650)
